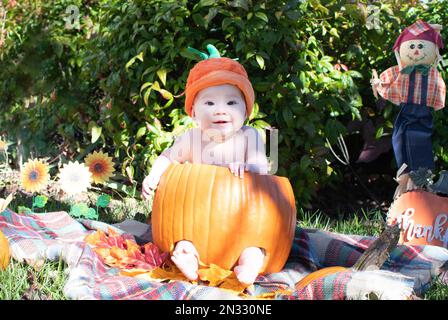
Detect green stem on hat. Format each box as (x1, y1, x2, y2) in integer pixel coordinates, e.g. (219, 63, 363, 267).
(187, 44, 221, 60)
(187, 47, 209, 60)
(206, 44, 221, 58)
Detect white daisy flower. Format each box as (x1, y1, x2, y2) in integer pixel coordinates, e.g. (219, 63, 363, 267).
(58, 161, 92, 195)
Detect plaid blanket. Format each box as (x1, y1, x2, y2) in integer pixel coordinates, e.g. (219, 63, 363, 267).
(1, 208, 448, 300)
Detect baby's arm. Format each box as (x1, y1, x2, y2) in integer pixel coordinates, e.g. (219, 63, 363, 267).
(141, 155, 171, 199)
(142, 131, 192, 199)
(245, 127, 269, 175)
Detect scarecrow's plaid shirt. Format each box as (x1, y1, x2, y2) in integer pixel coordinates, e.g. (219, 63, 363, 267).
(375, 65, 446, 110)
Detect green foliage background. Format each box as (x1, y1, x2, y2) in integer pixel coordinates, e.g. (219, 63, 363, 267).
(0, 0, 447, 207)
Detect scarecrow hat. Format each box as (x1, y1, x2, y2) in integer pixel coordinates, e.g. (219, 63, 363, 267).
(184, 44, 255, 117)
(393, 20, 444, 51)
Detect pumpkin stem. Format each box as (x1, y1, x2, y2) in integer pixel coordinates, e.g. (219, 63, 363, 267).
(206, 44, 221, 58)
(187, 47, 209, 60)
(187, 44, 221, 60)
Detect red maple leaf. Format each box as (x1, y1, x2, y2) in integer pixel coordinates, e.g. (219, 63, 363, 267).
(84, 229, 168, 271)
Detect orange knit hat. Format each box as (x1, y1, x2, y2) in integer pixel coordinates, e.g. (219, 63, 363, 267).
(185, 55, 255, 117)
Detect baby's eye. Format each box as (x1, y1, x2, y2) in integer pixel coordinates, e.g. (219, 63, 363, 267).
(410, 44, 416, 49)
(205, 101, 214, 106)
(418, 43, 424, 49)
(227, 100, 238, 105)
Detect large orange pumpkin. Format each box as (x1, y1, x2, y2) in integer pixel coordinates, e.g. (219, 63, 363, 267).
(387, 190, 448, 247)
(0, 230, 10, 270)
(151, 163, 297, 273)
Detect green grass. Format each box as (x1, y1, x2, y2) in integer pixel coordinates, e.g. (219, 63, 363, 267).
(0, 258, 67, 300)
(297, 208, 385, 237)
(0, 207, 447, 299)
(424, 278, 448, 300)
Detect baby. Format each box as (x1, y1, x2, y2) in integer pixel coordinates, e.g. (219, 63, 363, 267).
(142, 46, 269, 285)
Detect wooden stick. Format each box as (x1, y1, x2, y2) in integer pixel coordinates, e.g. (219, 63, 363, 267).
(352, 224, 400, 271)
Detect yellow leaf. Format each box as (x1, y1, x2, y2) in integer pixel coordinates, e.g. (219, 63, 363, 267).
(156, 69, 168, 86)
(197, 263, 232, 287)
(218, 273, 249, 294)
(143, 87, 152, 106)
(152, 81, 161, 91)
(107, 227, 120, 237)
(255, 55, 265, 70)
(120, 268, 153, 278)
(125, 239, 142, 255)
(93, 247, 109, 256)
(93, 247, 118, 266)
(91, 124, 102, 144)
(92, 249, 112, 266)
(159, 89, 173, 100)
(84, 231, 106, 247)
(150, 264, 188, 282)
(109, 246, 128, 260)
(254, 289, 293, 300)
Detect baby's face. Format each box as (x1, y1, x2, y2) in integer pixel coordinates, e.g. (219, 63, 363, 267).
(399, 40, 437, 66)
(192, 84, 246, 140)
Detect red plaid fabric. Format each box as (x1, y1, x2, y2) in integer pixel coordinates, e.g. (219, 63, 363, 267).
(407, 20, 431, 36)
(375, 65, 446, 110)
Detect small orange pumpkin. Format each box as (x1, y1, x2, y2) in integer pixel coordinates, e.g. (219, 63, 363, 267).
(151, 163, 297, 273)
(295, 266, 348, 291)
(0, 230, 10, 270)
(387, 190, 448, 247)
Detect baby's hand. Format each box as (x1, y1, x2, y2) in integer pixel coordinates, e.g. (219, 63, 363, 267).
(142, 174, 160, 200)
(141, 154, 173, 200)
(246, 163, 269, 175)
(229, 162, 246, 179)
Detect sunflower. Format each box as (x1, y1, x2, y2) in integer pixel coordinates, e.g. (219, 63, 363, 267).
(84, 151, 115, 184)
(58, 161, 92, 195)
(21, 159, 50, 193)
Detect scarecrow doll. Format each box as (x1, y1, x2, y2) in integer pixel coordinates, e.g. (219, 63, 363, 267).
(371, 20, 446, 198)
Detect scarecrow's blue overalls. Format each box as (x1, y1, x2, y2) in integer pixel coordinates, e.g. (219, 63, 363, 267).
(392, 70, 435, 173)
